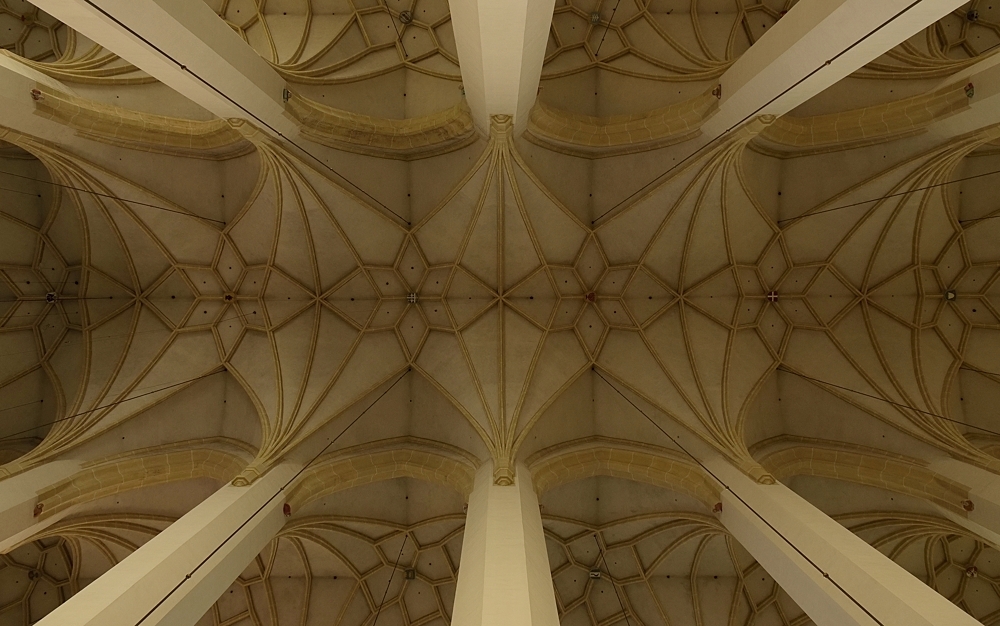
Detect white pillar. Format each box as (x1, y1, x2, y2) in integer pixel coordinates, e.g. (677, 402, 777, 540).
(29, 0, 293, 139)
(36, 463, 299, 626)
(452, 462, 559, 626)
(929, 458, 1000, 548)
(449, 0, 556, 134)
(709, 459, 981, 626)
(926, 60, 1000, 139)
(701, 0, 967, 138)
(0, 460, 82, 553)
(0, 55, 83, 145)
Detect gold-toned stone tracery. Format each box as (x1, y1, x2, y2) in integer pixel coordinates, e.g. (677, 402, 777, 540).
(206, 0, 461, 84)
(543, 0, 800, 81)
(843, 513, 1000, 623)
(544, 512, 813, 626)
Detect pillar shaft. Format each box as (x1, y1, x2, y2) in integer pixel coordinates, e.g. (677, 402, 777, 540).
(926, 59, 1000, 139)
(29, 0, 293, 138)
(449, 0, 555, 134)
(710, 459, 981, 626)
(701, 0, 967, 137)
(0, 460, 81, 553)
(452, 462, 559, 626)
(36, 464, 298, 626)
(929, 458, 1000, 547)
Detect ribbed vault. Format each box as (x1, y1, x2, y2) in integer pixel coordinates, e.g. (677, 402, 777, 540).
(1, 1, 1000, 625)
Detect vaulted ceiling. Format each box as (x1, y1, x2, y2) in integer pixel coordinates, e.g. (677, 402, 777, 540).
(2, 1, 1000, 625)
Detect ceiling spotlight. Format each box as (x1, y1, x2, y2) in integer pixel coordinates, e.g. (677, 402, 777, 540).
(591, 12, 601, 24)
(968, 9, 979, 21)
(589, 569, 602, 579)
(399, 10, 413, 24)
(405, 569, 416, 580)
(945, 289, 958, 302)
(45, 292, 57, 303)
(407, 293, 418, 304)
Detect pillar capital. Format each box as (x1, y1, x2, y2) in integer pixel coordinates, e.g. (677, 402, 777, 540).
(707, 458, 982, 626)
(0, 460, 82, 553)
(449, 0, 556, 134)
(35, 463, 299, 626)
(929, 458, 1000, 548)
(453, 461, 559, 626)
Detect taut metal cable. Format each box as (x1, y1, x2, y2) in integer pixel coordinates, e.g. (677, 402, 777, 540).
(778, 366, 1000, 438)
(77, 0, 409, 226)
(591, 0, 928, 226)
(776, 167, 1000, 225)
(593, 534, 633, 626)
(372, 534, 409, 626)
(133, 369, 411, 625)
(0, 370, 225, 443)
(594, 0, 623, 59)
(0, 169, 227, 225)
(593, 367, 885, 626)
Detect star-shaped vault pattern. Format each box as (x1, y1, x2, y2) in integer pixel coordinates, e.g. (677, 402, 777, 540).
(4, 110, 1000, 493)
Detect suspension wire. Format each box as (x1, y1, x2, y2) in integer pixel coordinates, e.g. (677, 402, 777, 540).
(385, 0, 409, 59)
(776, 167, 1000, 225)
(591, 0, 927, 226)
(592, 367, 886, 626)
(78, 0, 409, 227)
(593, 534, 633, 626)
(594, 0, 623, 59)
(0, 169, 227, 225)
(777, 367, 1000, 438)
(0, 184, 43, 198)
(0, 370, 224, 443)
(372, 534, 409, 626)
(0, 399, 44, 414)
(0, 311, 254, 425)
(958, 213, 1000, 225)
(133, 369, 411, 626)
